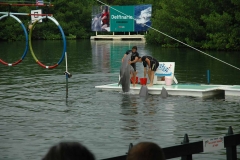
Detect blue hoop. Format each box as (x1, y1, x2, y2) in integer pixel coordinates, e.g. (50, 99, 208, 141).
(0, 14, 28, 66)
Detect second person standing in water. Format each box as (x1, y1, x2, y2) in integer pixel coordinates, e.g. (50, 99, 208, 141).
(138, 56, 159, 87)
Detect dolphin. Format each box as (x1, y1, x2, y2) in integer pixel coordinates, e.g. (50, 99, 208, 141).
(91, 14, 102, 31)
(160, 87, 168, 98)
(139, 85, 148, 97)
(118, 53, 132, 92)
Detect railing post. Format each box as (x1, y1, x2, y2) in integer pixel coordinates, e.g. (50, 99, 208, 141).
(126, 143, 133, 154)
(226, 126, 237, 160)
(207, 70, 210, 84)
(181, 134, 192, 160)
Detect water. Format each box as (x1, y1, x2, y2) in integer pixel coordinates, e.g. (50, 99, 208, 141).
(0, 40, 240, 160)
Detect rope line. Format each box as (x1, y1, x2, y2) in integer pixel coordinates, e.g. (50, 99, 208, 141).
(96, 0, 240, 71)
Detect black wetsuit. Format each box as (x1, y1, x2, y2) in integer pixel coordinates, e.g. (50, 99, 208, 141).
(125, 50, 139, 71)
(142, 56, 159, 71)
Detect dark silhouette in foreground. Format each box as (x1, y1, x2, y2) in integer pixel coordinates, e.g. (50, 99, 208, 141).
(127, 142, 165, 160)
(42, 142, 95, 160)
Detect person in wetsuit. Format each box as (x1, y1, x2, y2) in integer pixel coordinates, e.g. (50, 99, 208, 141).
(138, 56, 159, 87)
(122, 46, 140, 87)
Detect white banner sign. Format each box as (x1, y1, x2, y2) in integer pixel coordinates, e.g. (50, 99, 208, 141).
(155, 62, 175, 77)
(153, 62, 175, 84)
(203, 136, 224, 152)
(31, 9, 42, 23)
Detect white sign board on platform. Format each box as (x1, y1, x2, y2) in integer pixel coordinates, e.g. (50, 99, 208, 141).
(31, 9, 42, 23)
(153, 62, 175, 84)
(203, 136, 224, 152)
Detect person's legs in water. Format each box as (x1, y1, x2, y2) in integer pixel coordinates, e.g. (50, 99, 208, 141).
(130, 66, 138, 86)
(147, 67, 151, 81)
(147, 61, 159, 87)
(131, 63, 137, 87)
(147, 70, 154, 87)
(133, 71, 138, 87)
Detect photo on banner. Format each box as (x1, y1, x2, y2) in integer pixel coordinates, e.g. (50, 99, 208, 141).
(91, 4, 152, 32)
(134, 4, 152, 32)
(91, 5, 110, 32)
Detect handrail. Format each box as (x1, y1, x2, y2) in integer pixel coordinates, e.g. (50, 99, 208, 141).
(102, 126, 240, 160)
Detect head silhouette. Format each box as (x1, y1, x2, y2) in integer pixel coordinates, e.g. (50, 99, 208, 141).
(42, 142, 95, 160)
(127, 142, 165, 160)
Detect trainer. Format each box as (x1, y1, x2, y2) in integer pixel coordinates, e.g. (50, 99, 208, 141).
(122, 46, 140, 87)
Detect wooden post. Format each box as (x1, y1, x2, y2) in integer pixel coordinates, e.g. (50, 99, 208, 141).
(226, 126, 237, 160)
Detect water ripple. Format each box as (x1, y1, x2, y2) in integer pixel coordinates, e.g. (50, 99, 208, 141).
(0, 40, 240, 160)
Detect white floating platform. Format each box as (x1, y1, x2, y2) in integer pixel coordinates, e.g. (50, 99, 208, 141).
(90, 35, 145, 41)
(220, 85, 240, 96)
(95, 83, 240, 97)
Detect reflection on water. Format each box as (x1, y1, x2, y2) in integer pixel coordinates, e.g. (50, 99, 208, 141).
(121, 95, 138, 116)
(120, 95, 140, 140)
(91, 40, 149, 75)
(0, 40, 240, 160)
(91, 41, 111, 73)
(90, 40, 240, 85)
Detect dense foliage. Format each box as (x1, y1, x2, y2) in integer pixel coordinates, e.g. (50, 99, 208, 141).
(146, 0, 240, 50)
(0, 0, 240, 50)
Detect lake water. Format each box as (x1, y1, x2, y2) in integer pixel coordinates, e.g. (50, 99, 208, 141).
(0, 40, 240, 160)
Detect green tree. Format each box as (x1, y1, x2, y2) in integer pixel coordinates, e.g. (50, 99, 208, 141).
(146, 0, 240, 50)
(0, 0, 240, 50)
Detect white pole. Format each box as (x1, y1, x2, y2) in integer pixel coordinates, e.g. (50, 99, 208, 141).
(65, 52, 69, 98)
(0, 12, 29, 15)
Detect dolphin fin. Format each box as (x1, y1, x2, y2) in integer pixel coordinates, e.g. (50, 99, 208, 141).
(139, 85, 148, 97)
(160, 87, 168, 98)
